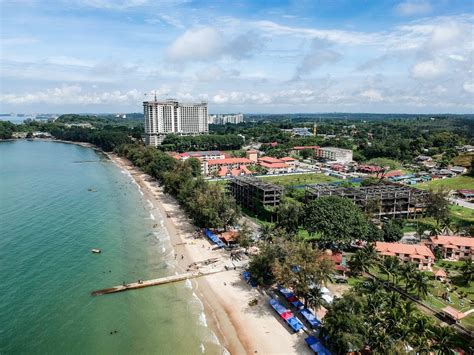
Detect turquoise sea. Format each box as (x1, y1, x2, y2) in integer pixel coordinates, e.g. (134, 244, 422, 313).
(0, 140, 223, 354)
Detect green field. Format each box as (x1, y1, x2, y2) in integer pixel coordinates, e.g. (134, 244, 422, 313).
(416, 175, 474, 191)
(260, 173, 340, 186)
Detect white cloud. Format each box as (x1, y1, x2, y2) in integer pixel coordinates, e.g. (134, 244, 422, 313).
(166, 27, 261, 63)
(1, 85, 142, 105)
(394, 0, 432, 16)
(463, 82, 474, 94)
(166, 27, 223, 62)
(294, 38, 341, 79)
(411, 59, 446, 79)
(360, 89, 383, 102)
(82, 0, 149, 9)
(145, 14, 184, 29)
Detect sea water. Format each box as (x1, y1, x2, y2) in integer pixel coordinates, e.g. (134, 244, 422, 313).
(0, 140, 223, 354)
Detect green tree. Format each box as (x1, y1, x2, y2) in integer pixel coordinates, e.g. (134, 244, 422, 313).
(460, 258, 474, 284)
(425, 188, 450, 227)
(273, 241, 333, 307)
(430, 325, 458, 354)
(303, 196, 373, 246)
(349, 244, 379, 276)
(400, 263, 418, 292)
(275, 199, 301, 235)
(412, 271, 430, 299)
(379, 255, 401, 283)
(247, 242, 283, 286)
(382, 219, 403, 242)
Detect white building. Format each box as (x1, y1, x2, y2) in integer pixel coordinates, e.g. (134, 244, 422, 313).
(208, 113, 244, 125)
(144, 99, 208, 146)
(316, 147, 353, 163)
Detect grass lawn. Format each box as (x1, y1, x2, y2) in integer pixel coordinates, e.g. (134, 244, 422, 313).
(415, 175, 474, 191)
(449, 204, 474, 223)
(261, 172, 340, 187)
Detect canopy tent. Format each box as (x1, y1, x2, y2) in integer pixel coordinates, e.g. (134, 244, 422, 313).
(305, 336, 331, 355)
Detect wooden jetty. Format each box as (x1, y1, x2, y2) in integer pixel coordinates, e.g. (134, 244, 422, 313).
(91, 268, 225, 296)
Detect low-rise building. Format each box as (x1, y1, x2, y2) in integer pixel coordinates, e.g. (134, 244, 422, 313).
(375, 242, 435, 270)
(258, 156, 294, 174)
(316, 147, 353, 163)
(430, 235, 473, 261)
(172, 150, 225, 161)
(204, 157, 253, 176)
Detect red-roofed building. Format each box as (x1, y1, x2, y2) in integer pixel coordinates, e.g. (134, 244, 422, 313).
(457, 189, 474, 200)
(259, 161, 291, 174)
(280, 157, 297, 167)
(430, 235, 474, 261)
(204, 157, 253, 176)
(375, 242, 435, 270)
(258, 156, 283, 164)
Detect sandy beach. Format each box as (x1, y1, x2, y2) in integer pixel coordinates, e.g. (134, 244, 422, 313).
(107, 152, 312, 355)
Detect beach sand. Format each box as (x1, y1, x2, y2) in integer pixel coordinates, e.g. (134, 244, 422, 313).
(107, 153, 312, 355)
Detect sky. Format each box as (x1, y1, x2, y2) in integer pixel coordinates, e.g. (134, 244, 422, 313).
(0, 0, 473, 114)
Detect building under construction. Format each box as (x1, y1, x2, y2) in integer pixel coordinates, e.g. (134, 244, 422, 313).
(305, 184, 429, 218)
(227, 176, 283, 213)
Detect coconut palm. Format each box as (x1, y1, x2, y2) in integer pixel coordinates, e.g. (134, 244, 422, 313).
(306, 285, 324, 311)
(460, 258, 474, 284)
(400, 263, 417, 292)
(349, 243, 379, 276)
(380, 255, 401, 284)
(412, 271, 430, 299)
(430, 325, 457, 354)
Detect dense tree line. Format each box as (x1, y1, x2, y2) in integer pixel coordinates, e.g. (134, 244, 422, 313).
(115, 144, 240, 229)
(0, 121, 15, 139)
(160, 134, 244, 152)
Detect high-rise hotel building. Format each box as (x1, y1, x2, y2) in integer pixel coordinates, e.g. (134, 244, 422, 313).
(144, 99, 208, 146)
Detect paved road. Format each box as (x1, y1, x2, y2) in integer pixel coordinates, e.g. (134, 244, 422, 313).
(450, 198, 474, 210)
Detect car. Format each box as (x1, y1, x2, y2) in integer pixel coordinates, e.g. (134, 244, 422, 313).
(335, 277, 348, 284)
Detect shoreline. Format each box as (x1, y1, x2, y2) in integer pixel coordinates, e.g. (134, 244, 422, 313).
(17, 138, 311, 355)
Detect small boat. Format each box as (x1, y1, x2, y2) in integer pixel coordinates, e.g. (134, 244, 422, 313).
(91, 249, 102, 254)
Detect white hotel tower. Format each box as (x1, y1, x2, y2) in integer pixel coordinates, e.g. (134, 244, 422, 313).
(144, 97, 208, 146)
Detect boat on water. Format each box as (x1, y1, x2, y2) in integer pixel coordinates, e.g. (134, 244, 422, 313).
(91, 248, 102, 254)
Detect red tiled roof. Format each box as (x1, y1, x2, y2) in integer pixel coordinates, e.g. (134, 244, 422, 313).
(240, 165, 252, 174)
(231, 168, 242, 176)
(375, 242, 434, 259)
(218, 167, 229, 177)
(280, 157, 296, 162)
(207, 158, 253, 165)
(259, 162, 289, 169)
(434, 269, 447, 277)
(430, 235, 474, 248)
(258, 156, 282, 163)
(442, 306, 465, 320)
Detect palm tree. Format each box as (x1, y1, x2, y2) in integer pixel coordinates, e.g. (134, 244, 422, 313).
(306, 286, 324, 311)
(430, 325, 457, 354)
(380, 255, 401, 284)
(460, 259, 474, 284)
(412, 271, 430, 299)
(400, 263, 417, 292)
(349, 243, 379, 276)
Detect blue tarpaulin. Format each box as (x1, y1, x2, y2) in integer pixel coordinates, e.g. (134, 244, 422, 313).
(203, 229, 226, 248)
(305, 336, 331, 355)
(300, 308, 321, 328)
(269, 298, 303, 333)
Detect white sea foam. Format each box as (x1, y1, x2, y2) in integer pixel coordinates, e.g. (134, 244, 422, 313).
(162, 246, 166, 253)
(200, 343, 205, 353)
(198, 311, 208, 327)
(185, 279, 192, 289)
(149, 212, 155, 220)
(139, 190, 144, 196)
(147, 199, 153, 208)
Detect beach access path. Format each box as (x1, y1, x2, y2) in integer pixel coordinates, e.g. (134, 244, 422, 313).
(108, 153, 312, 355)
